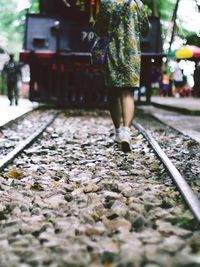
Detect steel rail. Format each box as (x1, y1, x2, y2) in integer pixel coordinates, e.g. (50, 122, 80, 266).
(134, 122, 200, 224)
(0, 112, 60, 172)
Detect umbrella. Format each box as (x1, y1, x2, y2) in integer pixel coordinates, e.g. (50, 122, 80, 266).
(193, 47, 200, 58)
(168, 46, 200, 59)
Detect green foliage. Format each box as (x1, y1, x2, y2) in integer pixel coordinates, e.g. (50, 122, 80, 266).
(145, 0, 176, 20)
(145, 0, 199, 49)
(0, 0, 22, 52)
(0, 0, 198, 55)
(157, 0, 176, 20)
(0, 0, 39, 53)
(186, 34, 200, 47)
(28, 0, 39, 13)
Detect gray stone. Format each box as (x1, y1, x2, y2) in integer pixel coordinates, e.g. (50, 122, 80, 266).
(118, 238, 143, 267)
(156, 220, 192, 237)
(132, 214, 146, 230)
(158, 235, 185, 253)
(103, 217, 132, 232)
(110, 200, 128, 217)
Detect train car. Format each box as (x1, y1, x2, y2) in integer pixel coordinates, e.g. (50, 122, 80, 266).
(20, 0, 163, 107)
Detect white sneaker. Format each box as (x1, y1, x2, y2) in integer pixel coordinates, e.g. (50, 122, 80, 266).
(121, 127, 131, 152)
(114, 127, 122, 143)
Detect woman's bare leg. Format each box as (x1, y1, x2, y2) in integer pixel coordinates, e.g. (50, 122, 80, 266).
(109, 87, 122, 129)
(120, 88, 135, 127)
(118, 88, 135, 152)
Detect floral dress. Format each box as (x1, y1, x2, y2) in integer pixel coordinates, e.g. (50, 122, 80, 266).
(94, 0, 150, 88)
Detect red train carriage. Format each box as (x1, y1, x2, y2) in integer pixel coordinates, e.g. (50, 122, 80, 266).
(20, 0, 163, 107)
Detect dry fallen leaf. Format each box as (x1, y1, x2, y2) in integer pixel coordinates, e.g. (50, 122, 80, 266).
(187, 140, 199, 149)
(4, 168, 24, 179)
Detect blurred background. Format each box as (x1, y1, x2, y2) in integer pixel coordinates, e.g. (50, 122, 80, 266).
(0, 0, 199, 100)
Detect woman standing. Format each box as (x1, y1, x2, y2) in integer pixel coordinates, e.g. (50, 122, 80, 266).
(94, 0, 150, 152)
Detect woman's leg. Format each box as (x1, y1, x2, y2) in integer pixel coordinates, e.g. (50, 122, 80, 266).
(118, 88, 135, 152)
(120, 88, 135, 127)
(109, 87, 122, 129)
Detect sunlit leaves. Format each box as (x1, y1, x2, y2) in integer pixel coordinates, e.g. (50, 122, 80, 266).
(0, 0, 39, 52)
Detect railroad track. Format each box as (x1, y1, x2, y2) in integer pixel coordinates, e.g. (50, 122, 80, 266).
(0, 107, 39, 131)
(0, 111, 200, 223)
(0, 109, 60, 171)
(0, 111, 199, 266)
(134, 122, 200, 224)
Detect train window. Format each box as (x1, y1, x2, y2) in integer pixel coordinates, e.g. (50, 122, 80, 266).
(32, 38, 49, 48)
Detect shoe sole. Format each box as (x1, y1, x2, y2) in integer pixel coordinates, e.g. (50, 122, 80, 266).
(121, 141, 131, 152)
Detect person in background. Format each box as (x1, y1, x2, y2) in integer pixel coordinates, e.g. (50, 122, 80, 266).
(2, 54, 22, 106)
(173, 64, 184, 98)
(159, 70, 171, 97)
(193, 62, 200, 97)
(94, 0, 150, 152)
(151, 65, 162, 95)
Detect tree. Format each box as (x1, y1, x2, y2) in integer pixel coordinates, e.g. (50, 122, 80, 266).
(145, 0, 177, 19)
(0, 0, 22, 51)
(186, 34, 200, 47)
(0, 0, 39, 53)
(0, 0, 199, 54)
(28, 0, 39, 13)
(145, 0, 200, 51)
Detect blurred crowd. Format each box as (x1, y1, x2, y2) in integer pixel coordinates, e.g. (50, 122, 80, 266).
(151, 61, 200, 98)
